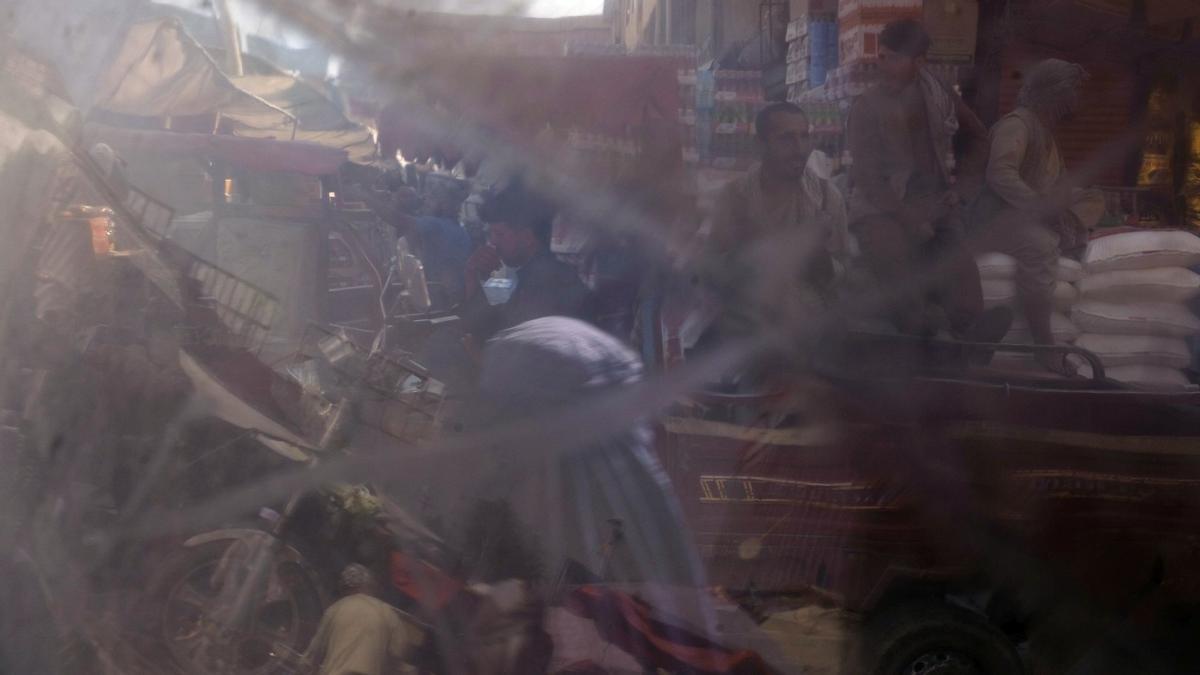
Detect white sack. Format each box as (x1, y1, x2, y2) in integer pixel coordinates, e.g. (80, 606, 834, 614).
(982, 279, 1077, 311)
(1072, 301, 1200, 338)
(1075, 364, 1193, 391)
(1054, 281, 1079, 311)
(1077, 267, 1200, 304)
(1074, 333, 1193, 368)
(977, 253, 1017, 280)
(981, 278, 1016, 307)
(1004, 312, 1080, 344)
(1084, 230, 1200, 273)
(1057, 257, 1085, 283)
(976, 253, 1084, 282)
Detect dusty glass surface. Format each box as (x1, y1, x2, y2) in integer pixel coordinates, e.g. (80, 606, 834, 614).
(3, 1, 1200, 674)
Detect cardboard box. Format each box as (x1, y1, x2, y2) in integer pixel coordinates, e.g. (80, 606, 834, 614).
(838, 1, 927, 65)
(924, 0, 979, 64)
(839, 23, 884, 64)
(839, 8, 923, 34)
(787, 39, 808, 64)
(839, 0, 923, 24)
(790, 0, 837, 16)
(786, 61, 808, 86)
(786, 18, 808, 42)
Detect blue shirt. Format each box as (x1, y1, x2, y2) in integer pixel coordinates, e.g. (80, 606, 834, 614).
(412, 216, 472, 310)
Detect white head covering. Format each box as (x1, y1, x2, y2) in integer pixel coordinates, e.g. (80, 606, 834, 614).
(339, 563, 375, 592)
(1018, 59, 1089, 119)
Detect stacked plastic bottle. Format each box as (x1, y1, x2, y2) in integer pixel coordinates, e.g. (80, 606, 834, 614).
(678, 67, 699, 165)
(807, 17, 838, 88)
(785, 17, 810, 96)
(566, 129, 642, 179)
(785, 14, 839, 102)
(797, 61, 879, 103)
(706, 70, 763, 171)
(694, 69, 715, 164)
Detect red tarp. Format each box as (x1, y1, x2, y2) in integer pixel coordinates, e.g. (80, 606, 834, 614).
(389, 551, 464, 612)
(388, 549, 778, 675)
(564, 585, 780, 675)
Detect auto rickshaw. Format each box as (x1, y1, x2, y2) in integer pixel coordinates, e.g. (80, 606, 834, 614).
(653, 321, 1200, 672)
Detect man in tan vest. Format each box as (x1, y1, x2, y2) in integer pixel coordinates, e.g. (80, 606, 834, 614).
(971, 58, 1104, 372)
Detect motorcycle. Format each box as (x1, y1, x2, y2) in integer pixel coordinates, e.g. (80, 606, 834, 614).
(149, 234, 466, 674)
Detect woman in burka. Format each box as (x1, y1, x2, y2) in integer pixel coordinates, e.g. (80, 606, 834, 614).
(407, 316, 788, 674)
(445, 315, 704, 590)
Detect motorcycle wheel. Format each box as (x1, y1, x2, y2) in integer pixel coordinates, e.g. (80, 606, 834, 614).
(152, 539, 323, 675)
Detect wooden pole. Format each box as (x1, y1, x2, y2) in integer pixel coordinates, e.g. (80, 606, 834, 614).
(212, 0, 245, 77)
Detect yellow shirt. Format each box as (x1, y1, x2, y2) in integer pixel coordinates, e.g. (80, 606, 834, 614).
(305, 594, 421, 675)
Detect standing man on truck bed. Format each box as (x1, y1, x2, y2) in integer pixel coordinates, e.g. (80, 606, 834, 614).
(970, 58, 1104, 373)
(847, 19, 1010, 344)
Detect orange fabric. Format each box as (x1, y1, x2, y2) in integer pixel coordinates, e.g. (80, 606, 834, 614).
(388, 551, 463, 612)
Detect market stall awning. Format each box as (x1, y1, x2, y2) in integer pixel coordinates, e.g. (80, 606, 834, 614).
(233, 74, 376, 164)
(84, 123, 349, 176)
(93, 18, 297, 138)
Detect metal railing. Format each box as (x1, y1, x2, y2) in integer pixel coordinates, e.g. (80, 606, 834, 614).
(71, 142, 282, 355)
(184, 256, 280, 354)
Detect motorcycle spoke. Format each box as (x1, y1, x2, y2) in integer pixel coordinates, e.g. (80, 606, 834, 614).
(161, 545, 317, 675)
(249, 600, 299, 643)
(172, 583, 215, 611)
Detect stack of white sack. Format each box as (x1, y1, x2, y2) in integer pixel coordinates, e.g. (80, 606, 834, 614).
(976, 253, 1084, 348)
(1071, 230, 1200, 389)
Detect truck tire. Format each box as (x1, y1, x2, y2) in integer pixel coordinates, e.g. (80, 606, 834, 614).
(854, 601, 1024, 675)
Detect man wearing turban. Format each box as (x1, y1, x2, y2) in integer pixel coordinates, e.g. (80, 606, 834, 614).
(972, 58, 1105, 372)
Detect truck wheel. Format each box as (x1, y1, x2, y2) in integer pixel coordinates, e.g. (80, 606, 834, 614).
(855, 602, 1024, 675)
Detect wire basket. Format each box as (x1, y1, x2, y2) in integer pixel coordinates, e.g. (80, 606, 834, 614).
(283, 325, 447, 449)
